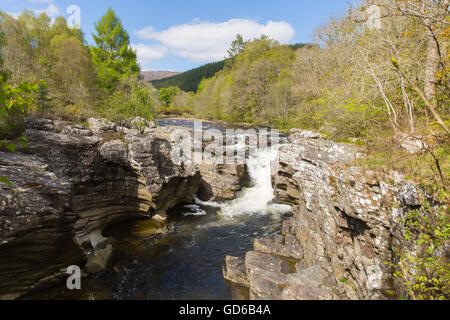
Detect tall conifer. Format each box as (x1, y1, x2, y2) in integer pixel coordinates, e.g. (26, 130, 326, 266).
(91, 8, 139, 90)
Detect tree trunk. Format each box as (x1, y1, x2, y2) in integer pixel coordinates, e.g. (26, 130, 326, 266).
(423, 0, 449, 111)
(424, 25, 439, 111)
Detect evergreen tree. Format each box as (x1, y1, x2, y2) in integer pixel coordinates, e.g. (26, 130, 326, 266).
(151, 60, 226, 92)
(91, 8, 139, 90)
(226, 34, 246, 68)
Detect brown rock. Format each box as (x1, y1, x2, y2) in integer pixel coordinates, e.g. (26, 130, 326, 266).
(223, 256, 249, 288)
(86, 244, 114, 273)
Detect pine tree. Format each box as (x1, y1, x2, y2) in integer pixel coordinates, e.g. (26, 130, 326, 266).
(225, 34, 246, 68)
(91, 8, 139, 90)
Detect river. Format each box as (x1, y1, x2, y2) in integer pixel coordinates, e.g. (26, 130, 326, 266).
(25, 119, 291, 300)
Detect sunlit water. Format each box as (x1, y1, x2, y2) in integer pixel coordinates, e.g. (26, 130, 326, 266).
(25, 120, 291, 300)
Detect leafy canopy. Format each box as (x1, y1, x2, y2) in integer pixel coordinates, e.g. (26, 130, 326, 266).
(91, 8, 139, 90)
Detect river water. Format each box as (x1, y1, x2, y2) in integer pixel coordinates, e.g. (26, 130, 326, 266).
(26, 120, 291, 300)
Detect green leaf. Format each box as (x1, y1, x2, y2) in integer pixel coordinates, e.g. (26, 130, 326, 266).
(17, 137, 28, 148)
(5, 143, 16, 153)
(0, 176, 13, 186)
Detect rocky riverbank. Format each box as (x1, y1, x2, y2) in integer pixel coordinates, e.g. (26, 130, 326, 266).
(0, 118, 247, 299)
(0, 118, 437, 300)
(223, 129, 431, 300)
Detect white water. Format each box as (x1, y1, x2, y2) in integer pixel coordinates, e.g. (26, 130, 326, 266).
(183, 204, 207, 216)
(196, 146, 292, 219)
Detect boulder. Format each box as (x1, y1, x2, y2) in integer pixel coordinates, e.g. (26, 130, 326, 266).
(99, 139, 129, 165)
(88, 118, 116, 133)
(222, 256, 249, 288)
(395, 134, 426, 154)
(289, 129, 322, 139)
(129, 116, 157, 130)
(198, 163, 248, 201)
(85, 244, 114, 273)
(254, 234, 303, 261)
(0, 152, 84, 299)
(282, 264, 340, 300)
(245, 251, 289, 300)
(25, 118, 55, 132)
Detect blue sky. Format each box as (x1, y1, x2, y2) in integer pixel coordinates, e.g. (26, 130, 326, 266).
(0, 0, 353, 72)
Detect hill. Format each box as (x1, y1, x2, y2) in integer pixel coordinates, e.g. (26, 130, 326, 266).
(150, 60, 226, 92)
(139, 71, 181, 82)
(139, 71, 181, 81)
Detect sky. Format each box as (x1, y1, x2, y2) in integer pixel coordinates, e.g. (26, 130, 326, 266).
(0, 0, 353, 72)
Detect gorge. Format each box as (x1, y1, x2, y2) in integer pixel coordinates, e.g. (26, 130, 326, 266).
(0, 117, 431, 300)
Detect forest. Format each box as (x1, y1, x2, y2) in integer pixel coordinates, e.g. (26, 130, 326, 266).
(185, 0, 450, 198)
(0, 7, 159, 136)
(150, 43, 312, 92)
(0, 0, 449, 300)
(151, 60, 226, 92)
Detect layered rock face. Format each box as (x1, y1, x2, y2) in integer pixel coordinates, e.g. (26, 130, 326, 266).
(224, 130, 421, 300)
(0, 118, 213, 299)
(198, 162, 247, 201)
(0, 151, 84, 299)
(152, 125, 249, 202)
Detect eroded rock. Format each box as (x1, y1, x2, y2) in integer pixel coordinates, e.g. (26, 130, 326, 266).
(223, 256, 249, 288)
(231, 130, 425, 300)
(254, 234, 303, 261)
(85, 244, 114, 273)
(0, 118, 210, 299)
(282, 264, 340, 300)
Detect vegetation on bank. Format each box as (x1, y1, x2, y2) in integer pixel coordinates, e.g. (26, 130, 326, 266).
(390, 204, 449, 300)
(0, 7, 159, 125)
(149, 43, 312, 93)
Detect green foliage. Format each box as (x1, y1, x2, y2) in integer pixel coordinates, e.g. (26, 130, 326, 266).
(0, 11, 98, 121)
(102, 77, 158, 133)
(287, 43, 316, 51)
(158, 86, 181, 106)
(151, 61, 226, 92)
(390, 204, 450, 300)
(192, 36, 298, 127)
(34, 80, 50, 115)
(225, 34, 246, 68)
(0, 29, 34, 185)
(0, 77, 37, 138)
(90, 8, 139, 91)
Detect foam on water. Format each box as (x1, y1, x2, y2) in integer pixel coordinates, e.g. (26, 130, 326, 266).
(195, 146, 292, 219)
(183, 204, 207, 217)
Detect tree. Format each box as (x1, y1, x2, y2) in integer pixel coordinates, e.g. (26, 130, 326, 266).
(0, 12, 98, 120)
(49, 33, 97, 119)
(226, 34, 246, 68)
(91, 8, 139, 90)
(381, 0, 449, 112)
(103, 77, 159, 133)
(0, 29, 36, 185)
(390, 205, 450, 300)
(0, 26, 37, 138)
(158, 86, 182, 107)
(151, 60, 225, 92)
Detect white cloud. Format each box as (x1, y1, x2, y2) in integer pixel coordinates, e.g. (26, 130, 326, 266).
(135, 18, 295, 63)
(33, 4, 60, 18)
(131, 43, 168, 67)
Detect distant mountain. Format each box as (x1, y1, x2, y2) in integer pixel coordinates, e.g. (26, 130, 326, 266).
(150, 60, 226, 92)
(139, 71, 181, 82)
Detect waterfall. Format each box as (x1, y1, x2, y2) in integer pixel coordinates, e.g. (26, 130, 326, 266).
(196, 146, 292, 219)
